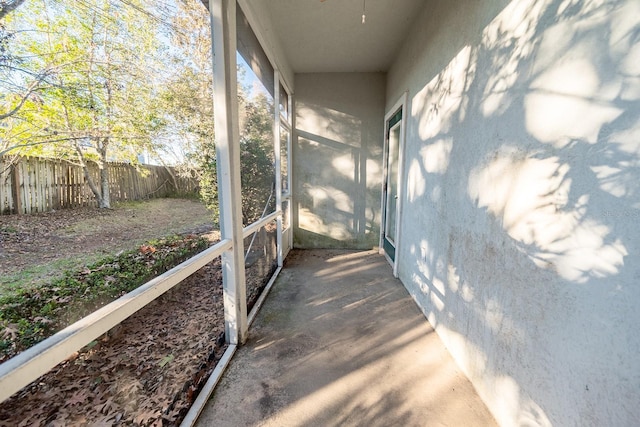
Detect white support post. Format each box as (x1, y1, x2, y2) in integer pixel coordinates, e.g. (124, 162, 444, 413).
(274, 70, 283, 267)
(287, 91, 294, 251)
(209, 0, 248, 345)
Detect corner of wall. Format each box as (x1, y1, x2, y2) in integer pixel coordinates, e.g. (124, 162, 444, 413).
(292, 72, 386, 250)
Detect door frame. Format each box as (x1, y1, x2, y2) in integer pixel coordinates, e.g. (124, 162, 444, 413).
(380, 93, 407, 277)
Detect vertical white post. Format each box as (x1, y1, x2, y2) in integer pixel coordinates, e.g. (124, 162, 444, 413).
(209, 0, 248, 345)
(274, 71, 283, 267)
(288, 92, 294, 251)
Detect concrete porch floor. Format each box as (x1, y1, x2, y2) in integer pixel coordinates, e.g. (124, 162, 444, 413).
(195, 249, 497, 426)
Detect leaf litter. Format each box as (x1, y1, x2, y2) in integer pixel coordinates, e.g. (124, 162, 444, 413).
(0, 260, 227, 426)
(0, 199, 278, 426)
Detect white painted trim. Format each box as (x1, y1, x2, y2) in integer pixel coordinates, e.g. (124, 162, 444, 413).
(380, 111, 391, 253)
(393, 93, 408, 278)
(182, 261, 284, 427)
(383, 119, 402, 248)
(381, 92, 408, 278)
(281, 72, 294, 104)
(383, 251, 394, 268)
(0, 238, 233, 403)
(242, 210, 281, 239)
(248, 266, 282, 326)
(210, 0, 248, 344)
(278, 60, 294, 105)
(279, 80, 293, 251)
(282, 241, 291, 260)
(274, 70, 284, 268)
(287, 84, 294, 250)
(179, 344, 237, 427)
(280, 76, 293, 126)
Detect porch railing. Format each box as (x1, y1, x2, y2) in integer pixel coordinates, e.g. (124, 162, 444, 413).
(0, 0, 294, 420)
(0, 209, 282, 404)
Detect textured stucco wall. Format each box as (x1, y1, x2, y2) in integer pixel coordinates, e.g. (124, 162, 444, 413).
(293, 73, 385, 249)
(387, 0, 640, 426)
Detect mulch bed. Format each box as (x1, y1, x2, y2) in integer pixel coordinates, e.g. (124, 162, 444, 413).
(0, 221, 278, 426)
(0, 260, 226, 427)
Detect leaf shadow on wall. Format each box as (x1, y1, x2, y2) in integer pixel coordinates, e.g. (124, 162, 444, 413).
(293, 100, 382, 249)
(404, 0, 639, 425)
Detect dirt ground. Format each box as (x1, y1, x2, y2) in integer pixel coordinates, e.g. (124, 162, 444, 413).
(0, 198, 217, 291)
(0, 198, 278, 426)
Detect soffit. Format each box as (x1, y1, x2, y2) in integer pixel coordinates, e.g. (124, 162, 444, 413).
(264, 0, 426, 73)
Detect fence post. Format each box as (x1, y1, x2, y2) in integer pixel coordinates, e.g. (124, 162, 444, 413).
(11, 161, 22, 215)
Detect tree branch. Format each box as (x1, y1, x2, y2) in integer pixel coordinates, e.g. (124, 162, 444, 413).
(0, 137, 85, 157)
(0, 71, 50, 120)
(0, 0, 26, 20)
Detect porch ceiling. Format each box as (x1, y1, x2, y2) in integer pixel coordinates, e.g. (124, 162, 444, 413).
(264, 0, 425, 73)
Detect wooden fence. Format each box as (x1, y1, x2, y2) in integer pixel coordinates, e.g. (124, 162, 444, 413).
(0, 157, 198, 215)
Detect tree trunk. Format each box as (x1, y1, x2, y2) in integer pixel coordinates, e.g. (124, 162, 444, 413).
(162, 164, 178, 193)
(97, 138, 110, 208)
(0, 0, 27, 20)
(99, 164, 110, 208)
(11, 161, 22, 215)
(75, 142, 106, 208)
(81, 162, 104, 207)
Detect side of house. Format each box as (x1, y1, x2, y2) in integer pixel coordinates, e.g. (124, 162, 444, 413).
(386, 0, 640, 425)
(239, 0, 640, 424)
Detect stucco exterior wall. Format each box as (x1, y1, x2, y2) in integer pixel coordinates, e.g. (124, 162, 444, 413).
(386, 0, 640, 426)
(293, 73, 385, 249)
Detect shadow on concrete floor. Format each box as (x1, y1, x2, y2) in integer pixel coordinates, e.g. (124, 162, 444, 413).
(195, 249, 497, 427)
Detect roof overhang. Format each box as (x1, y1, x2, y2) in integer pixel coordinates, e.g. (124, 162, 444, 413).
(203, 0, 426, 75)
(264, 0, 426, 73)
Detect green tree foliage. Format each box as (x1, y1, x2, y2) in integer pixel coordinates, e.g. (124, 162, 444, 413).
(161, 0, 276, 226)
(0, 0, 168, 207)
(183, 81, 275, 227)
(0, 3, 55, 164)
(159, 0, 214, 163)
(1, 0, 279, 220)
(239, 92, 275, 225)
(156, 0, 217, 217)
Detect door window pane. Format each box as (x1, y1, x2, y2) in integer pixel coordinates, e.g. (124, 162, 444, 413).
(385, 123, 401, 244)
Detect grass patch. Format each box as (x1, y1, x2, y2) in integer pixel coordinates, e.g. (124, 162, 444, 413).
(0, 258, 97, 297)
(0, 234, 209, 362)
(113, 200, 148, 209)
(0, 225, 17, 234)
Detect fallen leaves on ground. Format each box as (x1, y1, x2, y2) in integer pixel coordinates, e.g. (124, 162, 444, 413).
(0, 261, 226, 426)
(0, 210, 278, 426)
